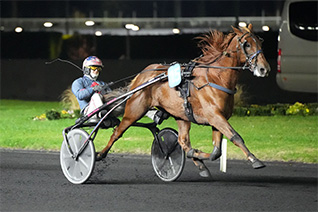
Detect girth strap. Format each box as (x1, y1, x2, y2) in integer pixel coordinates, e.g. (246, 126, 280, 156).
(178, 80, 198, 124)
(177, 61, 198, 124)
(184, 97, 197, 124)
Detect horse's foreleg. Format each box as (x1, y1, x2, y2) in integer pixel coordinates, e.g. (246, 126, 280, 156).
(212, 115, 265, 169)
(176, 120, 210, 160)
(210, 127, 223, 161)
(176, 120, 211, 177)
(175, 120, 192, 153)
(175, 120, 209, 159)
(191, 158, 211, 178)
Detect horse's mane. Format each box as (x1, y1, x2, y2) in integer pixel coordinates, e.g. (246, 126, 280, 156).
(195, 29, 236, 64)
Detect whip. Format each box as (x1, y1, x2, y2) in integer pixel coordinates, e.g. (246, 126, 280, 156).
(45, 58, 139, 86)
(45, 58, 82, 71)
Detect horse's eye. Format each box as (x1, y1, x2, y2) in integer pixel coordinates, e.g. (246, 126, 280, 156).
(245, 43, 251, 49)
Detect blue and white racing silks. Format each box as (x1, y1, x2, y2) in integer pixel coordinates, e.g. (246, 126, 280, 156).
(72, 75, 105, 110)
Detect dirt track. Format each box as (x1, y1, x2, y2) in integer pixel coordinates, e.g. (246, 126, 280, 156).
(1, 149, 317, 211)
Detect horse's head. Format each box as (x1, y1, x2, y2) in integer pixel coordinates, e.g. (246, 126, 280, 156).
(232, 24, 271, 77)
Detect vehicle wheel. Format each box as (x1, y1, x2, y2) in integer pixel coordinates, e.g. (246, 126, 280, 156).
(151, 128, 185, 182)
(60, 129, 95, 184)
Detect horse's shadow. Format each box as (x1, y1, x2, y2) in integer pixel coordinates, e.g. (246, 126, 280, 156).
(86, 174, 317, 187)
(86, 159, 317, 186)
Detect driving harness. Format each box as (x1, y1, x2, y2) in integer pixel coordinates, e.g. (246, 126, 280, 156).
(176, 60, 238, 124)
(177, 61, 197, 123)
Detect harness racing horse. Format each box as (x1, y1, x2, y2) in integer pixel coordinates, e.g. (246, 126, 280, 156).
(97, 24, 271, 177)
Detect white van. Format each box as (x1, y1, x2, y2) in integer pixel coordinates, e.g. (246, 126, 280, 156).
(276, 0, 318, 93)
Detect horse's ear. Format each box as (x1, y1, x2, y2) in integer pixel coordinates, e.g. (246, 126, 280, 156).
(231, 25, 241, 34)
(248, 23, 253, 32)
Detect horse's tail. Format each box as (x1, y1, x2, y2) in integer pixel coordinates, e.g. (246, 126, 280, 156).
(60, 87, 80, 110)
(103, 86, 130, 117)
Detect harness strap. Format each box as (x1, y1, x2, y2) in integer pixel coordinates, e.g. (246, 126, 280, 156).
(184, 99, 197, 124)
(183, 61, 197, 77)
(177, 62, 198, 124)
(204, 69, 237, 95)
(208, 82, 237, 95)
(178, 80, 198, 124)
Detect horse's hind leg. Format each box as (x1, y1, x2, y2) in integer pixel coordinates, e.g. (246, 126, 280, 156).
(96, 116, 135, 161)
(96, 95, 149, 161)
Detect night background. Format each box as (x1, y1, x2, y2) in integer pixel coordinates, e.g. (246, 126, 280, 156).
(2, 1, 283, 18)
(1, 0, 284, 60)
(1, 0, 316, 103)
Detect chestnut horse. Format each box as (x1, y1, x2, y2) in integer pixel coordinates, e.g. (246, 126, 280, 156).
(97, 24, 270, 177)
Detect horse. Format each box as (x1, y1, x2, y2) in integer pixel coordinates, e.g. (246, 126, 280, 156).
(98, 24, 271, 177)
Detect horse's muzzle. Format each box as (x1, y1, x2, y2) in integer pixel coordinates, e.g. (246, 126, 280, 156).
(253, 64, 271, 77)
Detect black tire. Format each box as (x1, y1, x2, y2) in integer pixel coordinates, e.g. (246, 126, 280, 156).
(151, 128, 185, 182)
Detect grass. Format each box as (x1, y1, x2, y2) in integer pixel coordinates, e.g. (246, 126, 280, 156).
(0, 99, 317, 163)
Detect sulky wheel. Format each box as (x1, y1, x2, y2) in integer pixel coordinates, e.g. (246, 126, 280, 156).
(60, 129, 95, 184)
(151, 128, 185, 182)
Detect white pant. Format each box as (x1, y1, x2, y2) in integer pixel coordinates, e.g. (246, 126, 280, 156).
(83, 93, 104, 118)
(84, 93, 157, 120)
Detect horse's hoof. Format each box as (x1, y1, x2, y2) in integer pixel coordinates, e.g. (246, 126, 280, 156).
(210, 146, 221, 161)
(198, 163, 211, 178)
(199, 168, 211, 178)
(95, 152, 106, 161)
(252, 160, 266, 169)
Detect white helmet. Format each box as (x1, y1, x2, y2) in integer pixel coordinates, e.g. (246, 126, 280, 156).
(82, 56, 104, 80)
(82, 56, 103, 73)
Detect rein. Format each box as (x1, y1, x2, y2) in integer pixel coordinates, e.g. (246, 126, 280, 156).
(46, 30, 262, 93)
(194, 64, 249, 71)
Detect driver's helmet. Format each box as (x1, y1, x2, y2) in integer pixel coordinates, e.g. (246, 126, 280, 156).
(82, 56, 104, 74)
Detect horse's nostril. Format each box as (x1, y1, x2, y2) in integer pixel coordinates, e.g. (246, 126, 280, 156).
(260, 68, 269, 75)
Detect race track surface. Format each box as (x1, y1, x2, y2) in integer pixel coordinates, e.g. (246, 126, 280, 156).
(0, 149, 317, 211)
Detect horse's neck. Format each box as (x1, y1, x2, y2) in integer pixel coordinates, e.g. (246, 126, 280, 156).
(208, 57, 241, 90)
(210, 67, 240, 91)
(213, 37, 243, 89)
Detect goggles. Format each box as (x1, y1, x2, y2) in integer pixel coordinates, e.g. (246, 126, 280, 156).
(89, 66, 102, 72)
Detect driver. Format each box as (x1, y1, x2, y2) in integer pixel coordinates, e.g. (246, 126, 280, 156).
(72, 56, 111, 121)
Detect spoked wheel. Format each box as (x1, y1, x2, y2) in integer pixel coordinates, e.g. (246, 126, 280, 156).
(151, 128, 185, 182)
(60, 129, 95, 184)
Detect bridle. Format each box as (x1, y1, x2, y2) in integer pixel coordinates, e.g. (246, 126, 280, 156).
(192, 31, 264, 73)
(236, 31, 264, 73)
(189, 31, 265, 95)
